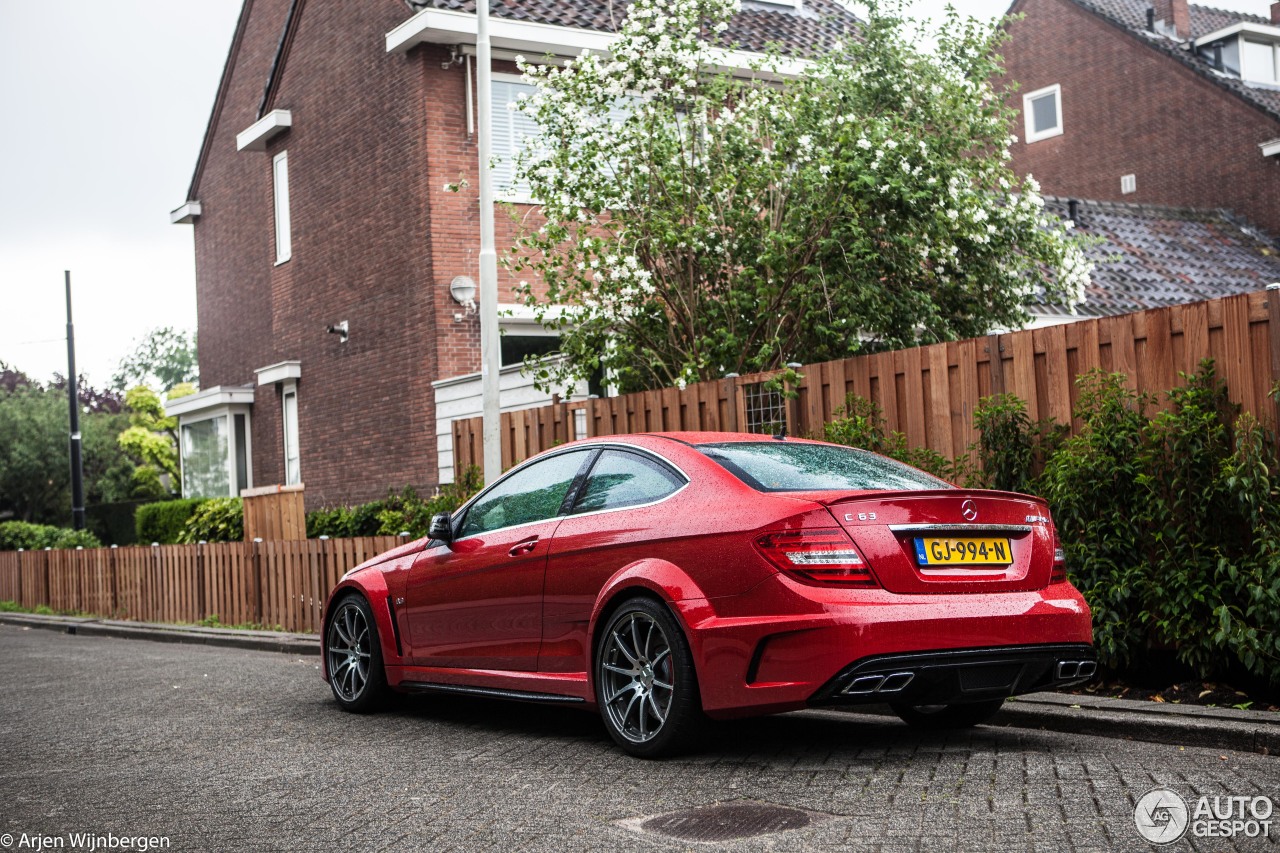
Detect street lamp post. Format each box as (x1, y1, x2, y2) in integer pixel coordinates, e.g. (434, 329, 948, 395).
(476, 0, 503, 485)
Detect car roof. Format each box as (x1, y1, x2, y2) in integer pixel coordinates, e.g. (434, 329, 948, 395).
(635, 431, 826, 445)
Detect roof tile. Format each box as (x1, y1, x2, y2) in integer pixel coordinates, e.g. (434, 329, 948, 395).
(407, 0, 858, 54)
(1032, 195, 1280, 316)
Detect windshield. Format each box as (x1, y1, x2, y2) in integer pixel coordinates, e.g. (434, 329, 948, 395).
(697, 442, 951, 493)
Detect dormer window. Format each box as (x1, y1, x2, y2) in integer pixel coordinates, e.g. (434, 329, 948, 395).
(1194, 22, 1280, 85)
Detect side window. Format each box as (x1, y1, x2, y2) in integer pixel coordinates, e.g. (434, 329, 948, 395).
(573, 450, 685, 514)
(457, 450, 591, 538)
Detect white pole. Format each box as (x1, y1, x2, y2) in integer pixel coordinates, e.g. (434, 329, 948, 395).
(476, 0, 502, 485)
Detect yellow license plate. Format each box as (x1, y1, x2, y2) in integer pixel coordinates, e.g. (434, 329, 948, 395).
(914, 537, 1012, 566)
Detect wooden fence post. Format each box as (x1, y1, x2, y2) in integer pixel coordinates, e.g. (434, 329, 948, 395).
(252, 538, 264, 626)
(196, 542, 207, 621)
(723, 375, 739, 433)
(1268, 283, 1280, 429)
(108, 545, 118, 618)
(987, 334, 1006, 396)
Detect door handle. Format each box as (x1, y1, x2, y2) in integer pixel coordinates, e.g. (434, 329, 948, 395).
(509, 537, 538, 557)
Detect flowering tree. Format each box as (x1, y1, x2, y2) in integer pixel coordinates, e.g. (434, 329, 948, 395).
(506, 0, 1091, 393)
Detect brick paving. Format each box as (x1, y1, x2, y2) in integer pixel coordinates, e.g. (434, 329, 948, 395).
(0, 624, 1276, 852)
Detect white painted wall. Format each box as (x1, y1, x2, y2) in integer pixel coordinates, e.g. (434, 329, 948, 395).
(433, 361, 589, 483)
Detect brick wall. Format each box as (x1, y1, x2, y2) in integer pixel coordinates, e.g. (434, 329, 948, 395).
(192, 0, 439, 509)
(193, 11, 594, 510)
(1003, 0, 1280, 235)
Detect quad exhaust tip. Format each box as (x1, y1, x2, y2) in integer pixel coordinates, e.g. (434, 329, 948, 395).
(842, 671, 915, 695)
(1055, 660, 1097, 681)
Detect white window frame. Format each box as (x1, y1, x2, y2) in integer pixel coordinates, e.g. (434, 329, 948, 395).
(281, 382, 301, 486)
(1240, 39, 1280, 84)
(273, 150, 292, 263)
(490, 73, 540, 204)
(1023, 84, 1063, 143)
(177, 407, 254, 499)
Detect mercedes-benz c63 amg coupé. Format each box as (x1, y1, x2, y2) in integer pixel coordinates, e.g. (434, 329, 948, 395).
(322, 433, 1095, 757)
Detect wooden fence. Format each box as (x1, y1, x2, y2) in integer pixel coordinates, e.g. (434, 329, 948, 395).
(241, 484, 306, 541)
(453, 289, 1280, 470)
(0, 536, 401, 634)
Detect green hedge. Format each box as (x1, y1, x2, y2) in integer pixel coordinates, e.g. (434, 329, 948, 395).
(135, 498, 204, 544)
(306, 467, 484, 539)
(178, 498, 243, 544)
(0, 521, 100, 551)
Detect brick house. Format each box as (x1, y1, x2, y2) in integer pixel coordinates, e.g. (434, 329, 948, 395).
(1002, 0, 1280, 236)
(169, 0, 854, 507)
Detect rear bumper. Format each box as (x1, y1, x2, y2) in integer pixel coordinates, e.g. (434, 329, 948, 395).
(680, 575, 1093, 717)
(809, 643, 1097, 707)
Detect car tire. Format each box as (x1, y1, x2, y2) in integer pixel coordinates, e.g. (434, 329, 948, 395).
(595, 596, 703, 758)
(325, 593, 389, 713)
(890, 698, 1005, 730)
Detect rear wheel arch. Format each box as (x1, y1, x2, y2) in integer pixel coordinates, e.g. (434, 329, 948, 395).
(587, 560, 707, 671)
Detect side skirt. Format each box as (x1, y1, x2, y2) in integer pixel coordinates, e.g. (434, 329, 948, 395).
(388, 665, 592, 704)
(400, 681, 586, 705)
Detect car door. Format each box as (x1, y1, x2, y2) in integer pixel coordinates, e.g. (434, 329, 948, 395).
(539, 448, 689, 674)
(404, 448, 594, 671)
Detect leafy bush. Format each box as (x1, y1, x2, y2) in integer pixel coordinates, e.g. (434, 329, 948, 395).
(822, 394, 973, 484)
(1032, 363, 1280, 684)
(0, 521, 101, 551)
(178, 498, 243, 543)
(305, 467, 485, 539)
(970, 394, 1066, 493)
(1037, 373, 1153, 669)
(135, 498, 204, 544)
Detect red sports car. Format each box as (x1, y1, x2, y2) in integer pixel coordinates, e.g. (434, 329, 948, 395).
(322, 433, 1094, 757)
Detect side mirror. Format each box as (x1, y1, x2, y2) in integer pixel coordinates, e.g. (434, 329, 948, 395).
(428, 512, 453, 545)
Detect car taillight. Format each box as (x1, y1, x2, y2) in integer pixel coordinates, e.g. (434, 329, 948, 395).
(754, 528, 877, 587)
(1050, 529, 1067, 584)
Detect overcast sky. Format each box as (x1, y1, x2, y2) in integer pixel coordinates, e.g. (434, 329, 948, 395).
(0, 0, 1268, 386)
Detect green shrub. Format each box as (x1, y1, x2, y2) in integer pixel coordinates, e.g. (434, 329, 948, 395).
(822, 394, 973, 484)
(135, 498, 204, 544)
(47, 528, 102, 549)
(305, 467, 485, 540)
(1037, 372, 1152, 669)
(1036, 362, 1280, 684)
(179, 498, 243, 543)
(0, 521, 57, 550)
(0, 520, 101, 551)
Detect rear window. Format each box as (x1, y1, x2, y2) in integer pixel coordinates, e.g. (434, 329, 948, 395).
(697, 442, 950, 493)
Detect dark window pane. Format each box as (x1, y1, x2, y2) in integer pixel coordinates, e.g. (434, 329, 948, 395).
(1031, 91, 1058, 134)
(458, 449, 591, 537)
(233, 414, 248, 494)
(501, 334, 559, 367)
(697, 442, 949, 492)
(573, 450, 685, 513)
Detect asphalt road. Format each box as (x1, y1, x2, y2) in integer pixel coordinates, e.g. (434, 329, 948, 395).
(0, 624, 1276, 852)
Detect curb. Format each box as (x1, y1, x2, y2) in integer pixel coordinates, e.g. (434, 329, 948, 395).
(4, 612, 1277, 756)
(997, 693, 1278, 756)
(0, 612, 319, 657)
(822, 691, 1279, 756)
